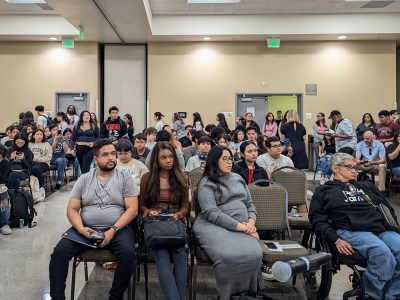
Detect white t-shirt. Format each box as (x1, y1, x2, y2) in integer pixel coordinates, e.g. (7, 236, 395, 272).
(37, 114, 48, 128)
(116, 159, 149, 187)
(155, 120, 164, 132)
(185, 155, 206, 173)
(256, 153, 294, 175)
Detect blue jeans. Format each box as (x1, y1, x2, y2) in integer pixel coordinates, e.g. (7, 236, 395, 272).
(151, 247, 188, 300)
(73, 158, 80, 178)
(392, 167, 400, 177)
(50, 157, 67, 182)
(319, 156, 332, 176)
(0, 189, 10, 227)
(336, 229, 400, 299)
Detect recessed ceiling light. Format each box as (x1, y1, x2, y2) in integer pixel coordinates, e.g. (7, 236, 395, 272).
(5, 0, 46, 3)
(337, 35, 347, 40)
(188, 0, 240, 3)
(48, 37, 57, 41)
(202, 37, 212, 41)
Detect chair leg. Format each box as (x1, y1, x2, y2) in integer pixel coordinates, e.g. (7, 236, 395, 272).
(84, 261, 89, 282)
(193, 256, 197, 300)
(188, 251, 193, 300)
(131, 267, 136, 300)
(144, 252, 149, 300)
(127, 277, 132, 300)
(71, 257, 78, 300)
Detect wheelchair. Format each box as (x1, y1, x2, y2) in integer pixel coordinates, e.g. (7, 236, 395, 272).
(302, 230, 367, 300)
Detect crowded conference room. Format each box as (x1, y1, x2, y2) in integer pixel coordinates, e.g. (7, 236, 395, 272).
(1, 0, 400, 299)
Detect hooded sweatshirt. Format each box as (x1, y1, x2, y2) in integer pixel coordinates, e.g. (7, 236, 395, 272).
(29, 142, 52, 165)
(100, 117, 128, 141)
(309, 179, 398, 245)
(7, 145, 33, 173)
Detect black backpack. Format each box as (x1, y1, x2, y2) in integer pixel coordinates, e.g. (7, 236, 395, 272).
(9, 189, 37, 228)
(357, 171, 375, 184)
(42, 114, 54, 127)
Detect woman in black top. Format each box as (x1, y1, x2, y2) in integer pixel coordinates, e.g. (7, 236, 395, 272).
(71, 110, 99, 174)
(216, 113, 230, 133)
(123, 113, 135, 141)
(6, 133, 33, 189)
(355, 113, 376, 142)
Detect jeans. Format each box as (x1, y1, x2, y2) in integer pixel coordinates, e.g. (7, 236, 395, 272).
(0, 190, 10, 227)
(31, 163, 49, 188)
(319, 156, 333, 176)
(392, 167, 400, 177)
(76, 145, 93, 174)
(336, 229, 400, 300)
(50, 157, 67, 182)
(151, 247, 188, 300)
(7, 171, 28, 189)
(49, 226, 135, 300)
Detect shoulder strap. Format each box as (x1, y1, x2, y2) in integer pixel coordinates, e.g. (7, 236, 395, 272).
(16, 190, 37, 228)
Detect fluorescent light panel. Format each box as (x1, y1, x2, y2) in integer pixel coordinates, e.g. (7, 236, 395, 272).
(188, 0, 240, 3)
(5, 0, 46, 3)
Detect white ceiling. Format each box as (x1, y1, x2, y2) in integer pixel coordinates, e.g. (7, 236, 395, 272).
(1, 0, 400, 43)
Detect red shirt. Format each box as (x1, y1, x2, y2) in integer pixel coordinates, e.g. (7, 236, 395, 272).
(375, 121, 400, 141)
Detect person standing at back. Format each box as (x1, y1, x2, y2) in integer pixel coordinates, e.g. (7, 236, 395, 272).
(329, 110, 358, 155)
(193, 112, 204, 131)
(66, 105, 80, 127)
(35, 105, 50, 130)
(100, 106, 127, 143)
(216, 113, 230, 133)
(154, 112, 165, 132)
(172, 113, 186, 140)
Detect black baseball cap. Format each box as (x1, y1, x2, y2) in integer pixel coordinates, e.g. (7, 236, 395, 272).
(328, 110, 341, 119)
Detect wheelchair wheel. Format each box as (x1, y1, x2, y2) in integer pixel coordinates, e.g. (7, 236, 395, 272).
(301, 230, 333, 300)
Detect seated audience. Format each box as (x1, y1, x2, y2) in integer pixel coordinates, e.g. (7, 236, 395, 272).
(261, 112, 278, 139)
(0, 145, 10, 182)
(234, 116, 245, 130)
(4, 126, 19, 149)
(55, 112, 70, 133)
(29, 128, 52, 196)
(0, 184, 11, 235)
(185, 135, 211, 173)
(232, 141, 268, 185)
(204, 123, 216, 135)
(47, 139, 138, 300)
(329, 110, 357, 155)
(210, 126, 226, 146)
(216, 134, 231, 149)
(145, 130, 185, 169)
(140, 142, 189, 300)
(355, 130, 386, 192)
(6, 133, 33, 189)
(132, 133, 151, 160)
(245, 126, 258, 144)
(44, 126, 52, 139)
(230, 129, 245, 160)
(166, 128, 183, 154)
(178, 125, 194, 149)
(356, 113, 376, 142)
(375, 110, 400, 146)
(313, 112, 329, 158)
(387, 130, 400, 177)
(48, 125, 68, 189)
(309, 152, 400, 300)
(1, 126, 12, 146)
(244, 112, 261, 134)
(19, 110, 35, 131)
(116, 139, 148, 189)
(390, 109, 400, 124)
(145, 127, 157, 151)
(256, 135, 267, 156)
(256, 136, 294, 178)
(193, 146, 262, 299)
(183, 130, 206, 163)
(317, 135, 336, 184)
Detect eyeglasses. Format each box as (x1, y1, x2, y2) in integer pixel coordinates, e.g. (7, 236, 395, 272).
(339, 164, 358, 171)
(221, 156, 234, 162)
(269, 144, 283, 149)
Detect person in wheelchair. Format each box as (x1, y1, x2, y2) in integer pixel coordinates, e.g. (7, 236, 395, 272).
(309, 152, 400, 300)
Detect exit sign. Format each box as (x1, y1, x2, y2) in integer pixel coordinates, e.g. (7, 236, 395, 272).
(267, 38, 280, 48)
(62, 39, 74, 49)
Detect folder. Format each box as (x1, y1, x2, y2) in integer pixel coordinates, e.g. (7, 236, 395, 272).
(61, 227, 100, 249)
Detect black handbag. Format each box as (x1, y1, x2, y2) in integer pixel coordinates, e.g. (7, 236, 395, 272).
(143, 217, 187, 249)
(230, 290, 277, 300)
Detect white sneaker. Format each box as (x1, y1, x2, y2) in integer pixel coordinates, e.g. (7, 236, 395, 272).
(1, 225, 12, 235)
(261, 265, 276, 281)
(39, 187, 45, 194)
(41, 287, 51, 300)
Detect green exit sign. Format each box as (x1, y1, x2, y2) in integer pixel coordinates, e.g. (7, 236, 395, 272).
(267, 38, 280, 48)
(62, 40, 74, 49)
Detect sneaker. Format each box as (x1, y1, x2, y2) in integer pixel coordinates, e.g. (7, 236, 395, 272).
(39, 187, 45, 194)
(55, 182, 62, 190)
(261, 265, 275, 281)
(1, 225, 11, 235)
(103, 262, 118, 269)
(41, 287, 51, 300)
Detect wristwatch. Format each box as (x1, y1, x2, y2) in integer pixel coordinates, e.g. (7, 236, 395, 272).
(111, 225, 120, 233)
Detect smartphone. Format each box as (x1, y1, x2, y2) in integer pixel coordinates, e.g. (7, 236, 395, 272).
(284, 138, 291, 149)
(264, 242, 278, 250)
(58, 130, 62, 135)
(16, 151, 22, 155)
(89, 231, 104, 241)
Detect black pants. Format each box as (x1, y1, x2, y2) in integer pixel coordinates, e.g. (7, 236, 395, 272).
(49, 226, 135, 300)
(7, 171, 28, 189)
(76, 145, 93, 174)
(31, 163, 49, 188)
(338, 147, 354, 155)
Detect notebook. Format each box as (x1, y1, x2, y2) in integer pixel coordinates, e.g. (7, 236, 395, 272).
(61, 227, 100, 249)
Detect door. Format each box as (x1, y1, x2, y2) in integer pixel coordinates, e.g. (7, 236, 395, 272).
(55, 93, 89, 116)
(236, 95, 267, 128)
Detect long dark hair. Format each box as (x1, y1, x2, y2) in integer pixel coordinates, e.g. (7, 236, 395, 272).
(217, 113, 228, 127)
(21, 111, 35, 127)
(362, 113, 375, 125)
(315, 112, 326, 126)
(56, 112, 70, 125)
(233, 129, 245, 143)
(200, 145, 232, 199)
(173, 112, 184, 125)
(30, 128, 46, 143)
(77, 110, 95, 128)
(193, 112, 204, 128)
(144, 142, 188, 207)
(13, 133, 29, 150)
(393, 131, 400, 148)
(265, 112, 275, 125)
(67, 105, 77, 115)
(124, 113, 134, 130)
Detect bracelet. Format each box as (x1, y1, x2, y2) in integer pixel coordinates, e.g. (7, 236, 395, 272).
(335, 238, 340, 245)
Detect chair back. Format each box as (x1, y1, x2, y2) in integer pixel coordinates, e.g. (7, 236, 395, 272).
(249, 183, 291, 236)
(188, 167, 204, 188)
(271, 166, 307, 207)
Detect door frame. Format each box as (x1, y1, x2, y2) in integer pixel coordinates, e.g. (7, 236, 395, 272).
(235, 92, 303, 122)
(55, 92, 90, 114)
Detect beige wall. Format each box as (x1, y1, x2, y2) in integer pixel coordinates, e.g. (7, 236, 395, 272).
(148, 41, 396, 134)
(0, 42, 99, 130)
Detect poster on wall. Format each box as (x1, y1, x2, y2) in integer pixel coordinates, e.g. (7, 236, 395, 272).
(247, 107, 255, 117)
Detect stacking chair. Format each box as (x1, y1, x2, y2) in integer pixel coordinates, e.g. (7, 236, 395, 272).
(271, 166, 310, 230)
(71, 248, 136, 300)
(385, 155, 400, 195)
(188, 168, 204, 223)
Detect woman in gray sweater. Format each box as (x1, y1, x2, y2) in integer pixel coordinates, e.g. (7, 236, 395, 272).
(193, 146, 263, 299)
